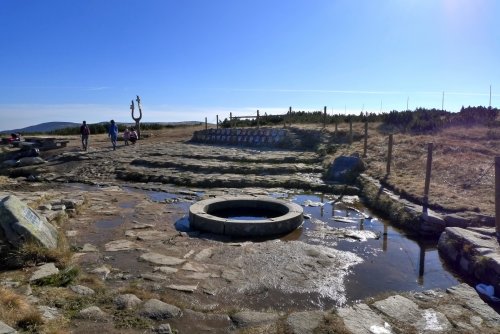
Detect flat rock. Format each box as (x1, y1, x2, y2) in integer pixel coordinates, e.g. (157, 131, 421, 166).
(114, 293, 142, 310)
(69, 284, 95, 295)
(194, 248, 213, 261)
(181, 262, 207, 272)
(140, 252, 186, 266)
(231, 310, 280, 328)
(167, 284, 198, 292)
(0, 321, 16, 334)
(140, 299, 182, 320)
(141, 273, 168, 281)
(372, 295, 420, 323)
(104, 239, 140, 252)
(415, 309, 452, 333)
(153, 266, 178, 274)
(81, 243, 98, 252)
(286, 311, 325, 334)
(338, 303, 392, 334)
(446, 284, 500, 325)
(29, 263, 59, 282)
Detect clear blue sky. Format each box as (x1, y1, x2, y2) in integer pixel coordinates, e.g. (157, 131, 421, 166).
(1, 0, 499, 130)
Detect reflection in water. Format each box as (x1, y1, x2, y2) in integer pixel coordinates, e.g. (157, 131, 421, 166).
(175, 191, 460, 304)
(282, 193, 459, 303)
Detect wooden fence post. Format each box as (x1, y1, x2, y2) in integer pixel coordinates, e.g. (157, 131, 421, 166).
(423, 143, 433, 213)
(363, 119, 368, 157)
(257, 110, 260, 128)
(230, 112, 233, 128)
(386, 134, 393, 175)
(323, 106, 327, 128)
(205, 117, 207, 130)
(216, 115, 219, 129)
(495, 156, 500, 239)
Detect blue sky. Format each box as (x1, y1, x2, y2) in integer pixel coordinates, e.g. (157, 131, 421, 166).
(1, 0, 499, 130)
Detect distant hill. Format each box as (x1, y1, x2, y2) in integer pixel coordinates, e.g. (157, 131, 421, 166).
(1, 120, 203, 135)
(0, 122, 80, 134)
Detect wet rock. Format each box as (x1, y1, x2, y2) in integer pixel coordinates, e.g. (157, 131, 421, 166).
(0, 321, 16, 334)
(372, 295, 420, 323)
(114, 293, 142, 310)
(231, 310, 280, 328)
(139, 252, 186, 266)
(421, 210, 446, 234)
(167, 284, 198, 292)
(415, 309, 452, 333)
(29, 263, 59, 282)
(141, 273, 168, 281)
(0, 195, 58, 250)
(104, 239, 140, 252)
(17, 157, 45, 167)
(438, 228, 500, 291)
(77, 306, 109, 321)
(69, 284, 95, 295)
(140, 299, 182, 320)
(338, 303, 391, 334)
(286, 311, 325, 334)
(446, 284, 500, 325)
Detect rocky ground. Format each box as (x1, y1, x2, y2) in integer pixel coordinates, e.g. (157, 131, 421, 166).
(0, 124, 499, 333)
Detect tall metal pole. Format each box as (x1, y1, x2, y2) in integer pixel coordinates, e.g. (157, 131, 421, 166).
(490, 85, 492, 108)
(442, 91, 444, 112)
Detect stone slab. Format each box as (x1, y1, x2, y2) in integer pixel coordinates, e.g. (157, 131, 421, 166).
(0, 195, 58, 249)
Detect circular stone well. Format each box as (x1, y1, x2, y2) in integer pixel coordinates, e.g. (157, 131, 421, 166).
(189, 196, 303, 237)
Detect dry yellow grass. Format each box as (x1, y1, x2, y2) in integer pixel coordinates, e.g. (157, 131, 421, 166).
(0, 287, 43, 330)
(327, 122, 497, 214)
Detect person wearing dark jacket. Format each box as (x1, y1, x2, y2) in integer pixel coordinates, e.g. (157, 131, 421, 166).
(80, 120, 90, 151)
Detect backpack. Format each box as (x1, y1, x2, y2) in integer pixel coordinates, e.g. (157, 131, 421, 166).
(82, 126, 90, 135)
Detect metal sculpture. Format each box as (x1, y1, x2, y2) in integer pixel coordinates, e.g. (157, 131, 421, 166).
(130, 95, 142, 139)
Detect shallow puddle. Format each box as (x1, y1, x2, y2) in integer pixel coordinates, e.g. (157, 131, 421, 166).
(175, 191, 460, 305)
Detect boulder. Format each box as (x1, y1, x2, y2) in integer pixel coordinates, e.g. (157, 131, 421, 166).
(325, 155, 365, 183)
(0, 195, 58, 250)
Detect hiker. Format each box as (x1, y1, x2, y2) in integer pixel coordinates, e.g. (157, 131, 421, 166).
(80, 121, 90, 151)
(108, 119, 119, 150)
(129, 127, 138, 145)
(123, 128, 130, 146)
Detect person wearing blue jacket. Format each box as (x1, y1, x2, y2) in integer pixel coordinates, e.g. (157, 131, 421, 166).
(108, 119, 119, 150)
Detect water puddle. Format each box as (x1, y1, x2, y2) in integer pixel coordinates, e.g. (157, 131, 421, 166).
(174, 191, 460, 305)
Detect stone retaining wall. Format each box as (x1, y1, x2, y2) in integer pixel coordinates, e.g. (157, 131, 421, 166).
(191, 127, 289, 147)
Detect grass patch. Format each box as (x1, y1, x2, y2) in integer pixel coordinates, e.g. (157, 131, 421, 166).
(0, 287, 42, 330)
(14, 229, 73, 268)
(113, 309, 152, 329)
(33, 266, 79, 287)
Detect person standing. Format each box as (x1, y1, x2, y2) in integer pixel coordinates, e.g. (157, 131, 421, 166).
(80, 120, 90, 151)
(108, 119, 119, 150)
(123, 128, 130, 146)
